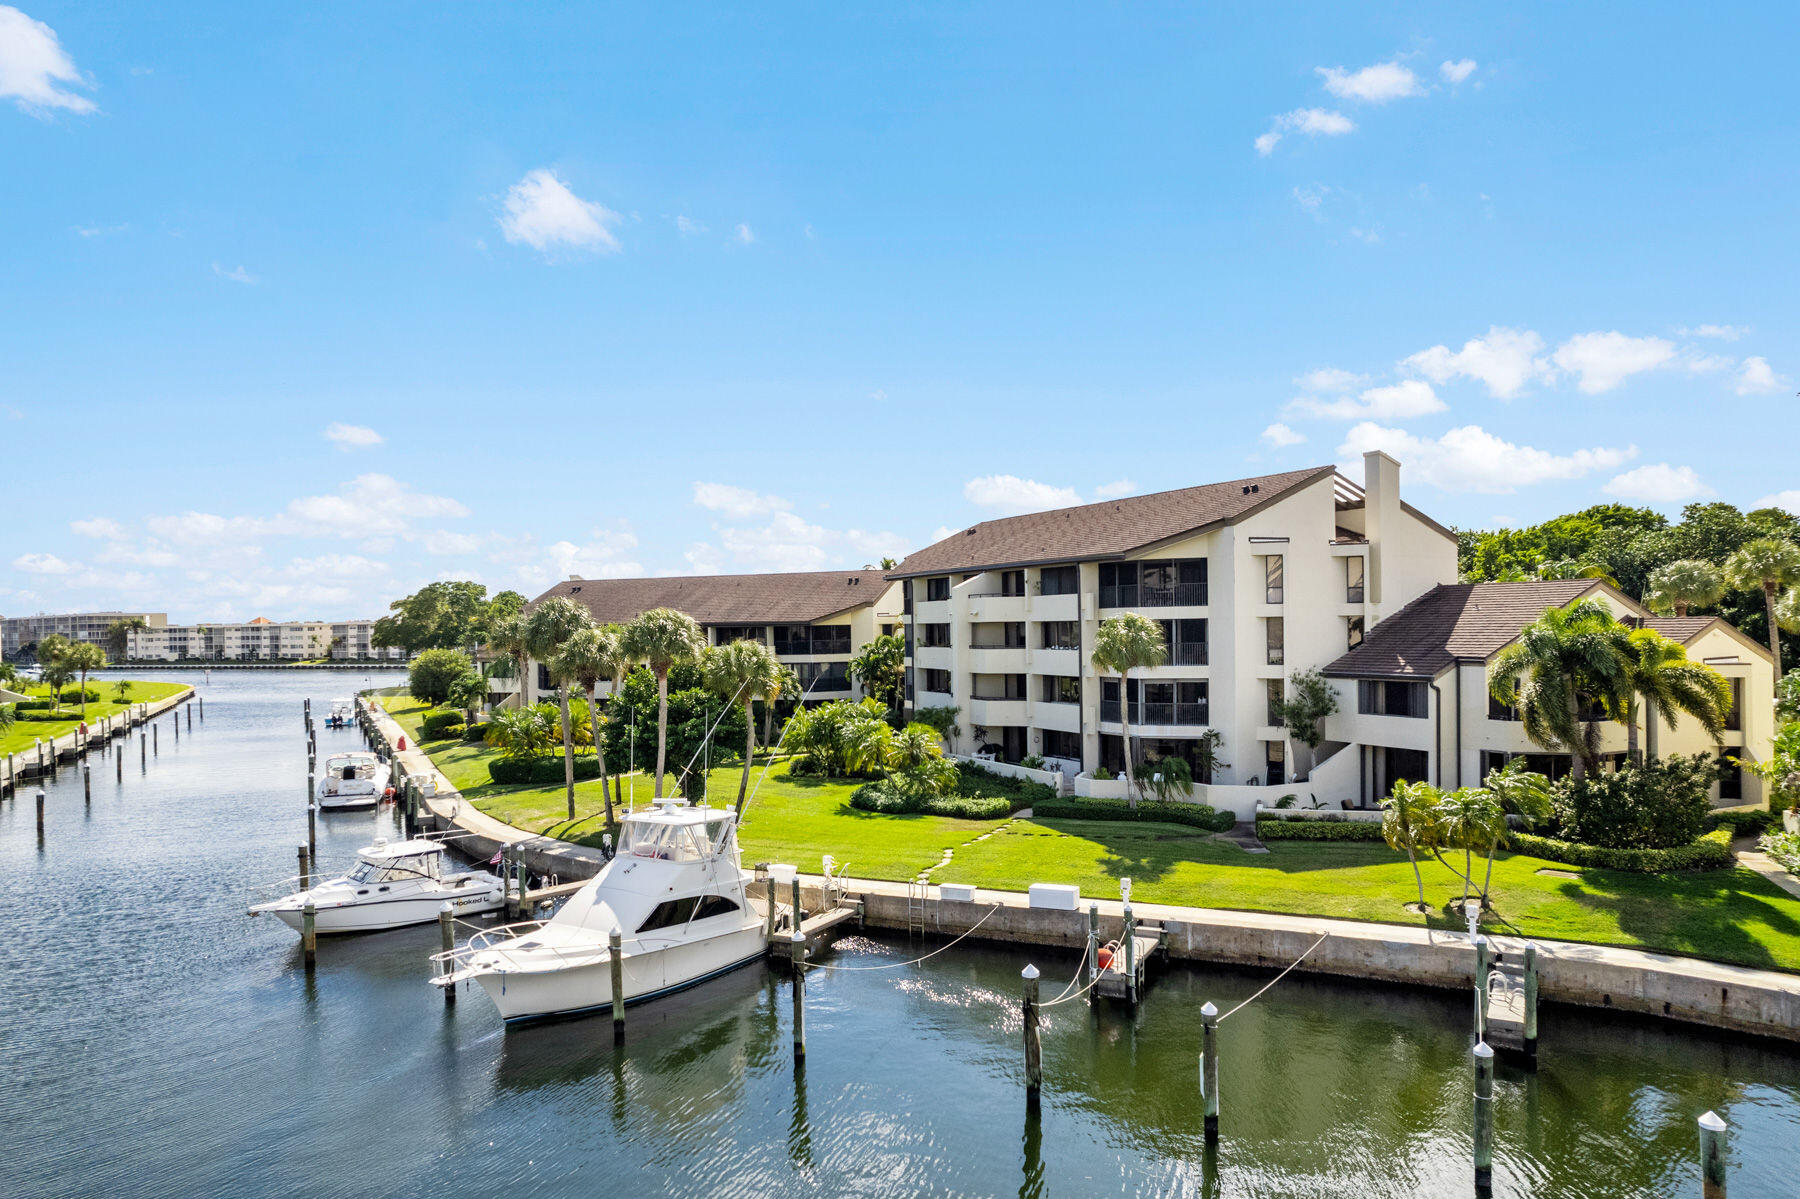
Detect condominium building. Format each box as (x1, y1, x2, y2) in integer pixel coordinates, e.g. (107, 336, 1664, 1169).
(522, 570, 904, 706)
(889, 453, 1457, 797)
(126, 617, 403, 662)
(1, 611, 167, 659)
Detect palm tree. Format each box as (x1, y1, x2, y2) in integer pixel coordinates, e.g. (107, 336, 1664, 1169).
(703, 638, 784, 816)
(64, 642, 106, 718)
(486, 611, 532, 711)
(1381, 779, 1442, 912)
(1434, 786, 1507, 908)
(764, 663, 802, 748)
(879, 557, 899, 570)
(1617, 628, 1730, 761)
(1488, 599, 1631, 781)
(524, 597, 596, 820)
(888, 723, 945, 772)
(621, 608, 706, 798)
(446, 670, 487, 724)
(847, 631, 906, 721)
(484, 706, 554, 761)
(105, 616, 148, 660)
(1090, 613, 1168, 809)
(1644, 559, 1725, 618)
(554, 623, 630, 830)
(1477, 758, 1553, 903)
(1725, 537, 1800, 692)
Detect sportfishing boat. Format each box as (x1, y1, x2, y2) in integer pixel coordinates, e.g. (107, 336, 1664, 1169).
(324, 698, 353, 728)
(315, 751, 390, 811)
(248, 838, 505, 934)
(434, 798, 770, 1023)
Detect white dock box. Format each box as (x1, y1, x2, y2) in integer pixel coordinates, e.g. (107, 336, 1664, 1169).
(939, 883, 976, 903)
(1028, 883, 1080, 911)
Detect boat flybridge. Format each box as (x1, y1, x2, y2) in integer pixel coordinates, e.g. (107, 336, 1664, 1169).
(248, 838, 504, 934)
(315, 751, 389, 811)
(435, 797, 770, 1023)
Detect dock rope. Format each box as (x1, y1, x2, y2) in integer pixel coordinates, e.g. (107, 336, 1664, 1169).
(1216, 931, 1329, 1022)
(1040, 946, 1102, 1008)
(803, 902, 1004, 972)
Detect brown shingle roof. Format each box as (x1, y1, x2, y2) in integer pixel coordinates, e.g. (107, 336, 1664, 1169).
(890, 466, 1337, 577)
(1323, 580, 1602, 679)
(529, 570, 891, 627)
(1644, 617, 1714, 643)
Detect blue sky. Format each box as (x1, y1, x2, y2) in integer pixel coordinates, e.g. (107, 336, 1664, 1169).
(3, 3, 1796, 623)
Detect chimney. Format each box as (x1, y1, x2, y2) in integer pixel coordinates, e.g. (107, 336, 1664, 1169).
(1362, 449, 1402, 609)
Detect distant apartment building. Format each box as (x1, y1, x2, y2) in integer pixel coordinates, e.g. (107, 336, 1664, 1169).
(2, 611, 167, 659)
(126, 617, 404, 662)
(520, 570, 904, 706)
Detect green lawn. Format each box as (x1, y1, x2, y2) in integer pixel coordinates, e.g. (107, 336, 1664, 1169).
(1, 680, 189, 757)
(380, 693, 1800, 973)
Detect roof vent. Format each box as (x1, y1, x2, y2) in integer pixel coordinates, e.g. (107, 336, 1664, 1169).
(569, 585, 581, 593)
(1252, 484, 1260, 493)
(1242, 486, 1251, 495)
(847, 577, 859, 585)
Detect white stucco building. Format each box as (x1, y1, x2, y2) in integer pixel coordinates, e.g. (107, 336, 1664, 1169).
(126, 617, 402, 662)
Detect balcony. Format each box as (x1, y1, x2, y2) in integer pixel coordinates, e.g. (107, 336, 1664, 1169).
(1099, 583, 1208, 609)
(1034, 647, 1080, 675)
(966, 646, 1027, 673)
(1099, 700, 1209, 726)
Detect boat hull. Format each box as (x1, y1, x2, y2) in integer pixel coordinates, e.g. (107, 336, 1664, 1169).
(476, 925, 769, 1023)
(267, 888, 502, 934)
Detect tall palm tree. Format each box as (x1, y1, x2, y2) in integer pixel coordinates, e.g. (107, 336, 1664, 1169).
(553, 623, 629, 830)
(1725, 537, 1800, 692)
(847, 631, 906, 721)
(1381, 779, 1441, 913)
(64, 642, 106, 718)
(1617, 628, 1731, 761)
(1488, 599, 1631, 781)
(704, 638, 783, 816)
(104, 616, 148, 660)
(1477, 758, 1552, 903)
(1090, 613, 1168, 809)
(1778, 587, 1800, 637)
(524, 596, 596, 820)
(486, 611, 532, 711)
(1644, 558, 1725, 618)
(764, 663, 802, 748)
(1433, 786, 1507, 908)
(621, 608, 706, 798)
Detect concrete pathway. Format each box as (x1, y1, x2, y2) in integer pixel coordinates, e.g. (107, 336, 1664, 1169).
(1734, 841, 1800, 900)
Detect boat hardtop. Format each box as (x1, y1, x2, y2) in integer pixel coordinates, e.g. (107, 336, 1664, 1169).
(323, 751, 380, 779)
(248, 836, 504, 932)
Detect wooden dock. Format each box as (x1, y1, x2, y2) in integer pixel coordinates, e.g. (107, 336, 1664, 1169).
(1094, 921, 1166, 1004)
(768, 900, 863, 961)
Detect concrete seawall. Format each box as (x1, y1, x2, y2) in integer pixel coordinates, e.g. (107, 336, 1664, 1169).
(3, 685, 194, 791)
(361, 696, 1800, 1045)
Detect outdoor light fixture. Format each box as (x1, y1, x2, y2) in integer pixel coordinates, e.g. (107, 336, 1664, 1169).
(1121, 877, 1132, 902)
(1464, 898, 1482, 938)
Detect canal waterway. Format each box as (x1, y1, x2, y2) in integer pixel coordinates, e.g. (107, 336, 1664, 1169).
(4, 669, 1799, 1197)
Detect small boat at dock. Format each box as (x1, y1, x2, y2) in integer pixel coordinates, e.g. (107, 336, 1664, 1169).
(316, 751, 389, 811)
(324, 698, 353, 728)
(249, 838, 505, 934)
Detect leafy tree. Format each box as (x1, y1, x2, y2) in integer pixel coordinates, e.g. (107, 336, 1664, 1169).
(104, 617, 148, 659)
(484, 705, 555, 761)
(1778, 670, 1800, 725)
(780, 697, 890, 777)
(1616, 628, 1730, 761)
(704, 638, 783, 816)
(1726, 537, 1800, 691)
(407, 648, 475, 706)
(484, 590, 526, 633)
(1090, 613, 1168, 809)
(446, 670, 488, 722)
(373, 581, 519, 653)
(912, 704, 962, 743)
(63, 642, 106, 717)
(847, 631, 906, 720)
(37, 634, 69, 672)
(620, 609, 707, 797)
(525, 596, 596, 820)
(552, 624, 628, 829)
(1381, 779, 1443, 912)
(1270, 667, 1338, 780)
(603, 664, 746, 794)
(1488, 599, 1631, 780)
(1552, 754, 1717, 849)
(40, 659, 75, 708)
(1644, 559, 1726, 618)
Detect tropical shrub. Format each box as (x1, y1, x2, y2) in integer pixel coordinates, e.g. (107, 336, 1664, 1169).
(421, 709, 465, 739)
(1018, 754, 1047, 771)
(434, 721, 467, 741)
(408, 648, 475, 707)
(1034, 796, 1236, 832)
(1550, 754, 1717, 849)
(600, 664, 746, 779)
(1760, 830, 1800, 875)
(1735, 721, 1800, 813)
(484, 705, 555, 761)
(1706, 809, 1777, 837)
(1255, 818, 1385, 842)
(849, 779, 1011, 819)
(1090, 767, 1114, 781)
(912, 705, 962, 741)
(954, 761, 1055, 805)
(489, 754, 603, 785)
(1510, 828, 1734, 873)
(463, 722, 490, 742)
(1140, 756, 1194, 803)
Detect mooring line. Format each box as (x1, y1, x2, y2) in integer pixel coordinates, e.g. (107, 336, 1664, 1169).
(1216, 931, 1329, 1022)
(805, 902, 1004, 972)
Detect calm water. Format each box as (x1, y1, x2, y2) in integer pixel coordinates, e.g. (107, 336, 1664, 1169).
(3, 669, 1799, 1198)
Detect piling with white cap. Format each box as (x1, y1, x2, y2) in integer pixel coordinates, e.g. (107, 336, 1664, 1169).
(1022, 963, 1042, 1109)
(1473, 1041, 1494, 1197)
(1699, 1110, 1728, 1198)
(439, 902, 456, 1007)
(1201, 1001, 1220, 1145)
(610, 928, 626, 1045)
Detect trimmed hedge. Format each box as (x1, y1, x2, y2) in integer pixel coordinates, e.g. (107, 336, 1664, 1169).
(1706, 809, 1777, 837)
(1507, 827, 1735, 873)
(432, 722, 466, 741)
(1035, 796, 1236, 833)
(420, 710, 464, 739)
(11, 709, 82, 722)
(488, 755, 602, 785)
(848, 782, 1013, 820)
(464, 722, 490, 742)
(954, 761, 1057, 806)
(1255, 817, 1385, 842)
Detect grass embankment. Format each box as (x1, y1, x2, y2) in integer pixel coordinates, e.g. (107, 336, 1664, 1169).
(0, 680, 188, 757)
(380, 694, 1800, 973)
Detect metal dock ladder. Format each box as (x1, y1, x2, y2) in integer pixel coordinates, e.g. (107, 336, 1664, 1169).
(905, 878, 931, 937)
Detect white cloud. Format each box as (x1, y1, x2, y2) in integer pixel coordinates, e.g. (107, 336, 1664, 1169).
(0, 5, 94, 115)
(285, 473, 468, 538)
(93, 541, 181, 568)
(1402, 326, 1551, 398)
(674, 215, 706, 236)
(1349, 226, 1381, 244)
(692, 482, 791, 520)
(497, 168, 622, 254)
(1255, 108, 1355, 156)
(144, 511, 270, 545)
(1735, 356, 1784, 395)
(285, 554, 389, 578)
(1261, 423, 1307, 448)
(1295, 367, 1366, 392)
(1679, 324, 1748, 340)
(421, 530, 484, 555)
(546, 528, 642, 580)
(212, 263, 257, 284)
(75, 223, 128, 238)
(1317, 61, 1423, 104)
(1602, 464, 1714, 505)
(1754, 490, 1800, 517)
(963, 475, 1083, 515)
(1292, 184, 1328, 214)
(1337, 423, 1637, 494)
(1550, 331, 1676, 393)
(324, 422, 383, 450)
(1291, 378, 1445, 421)
(12, 551, 74, 574)
(1440, 59, 1478, 85)
(1093, 480, 1137, 499)
(734, 223, 755, 245)
(70, 517, 125, 539)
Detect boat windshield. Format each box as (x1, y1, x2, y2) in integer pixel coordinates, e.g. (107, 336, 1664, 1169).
(621, 820, 709, 862)
(327, 758, 376, 781)
(347, 855, 436, 884)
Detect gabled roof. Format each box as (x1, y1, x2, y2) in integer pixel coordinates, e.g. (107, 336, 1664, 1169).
(889, 466, 1338, 578)
(1643, 616, 1713, 643)
(1323, 580, 1603, 679)
(530, 570, 892, 627)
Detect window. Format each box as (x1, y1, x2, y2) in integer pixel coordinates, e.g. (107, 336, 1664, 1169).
(923, 668, 951, 694)
(1265, 741, 1286, 787)
(637, 896, 699, 933)
(1487, 693, 1519, 721)
(1266, 617, 1284, 666)
(1384, 747, 1430, 789)
(812, 625, 851, 655)
(920, 623, 951, 648)
(1726, 679, 1743, 732)
(1042, 729, 1081, 761)
(1358, 679, 1429, 718)
(1098, 562, 1137, 608)
(773, 625, 809, 655)
(1039, 565, 1078, 596)
(1042, 675, 1081, 704)
(1040, 620, 1079, 651)
(1346, 557, 1365, 604)
(1719, 751, 1743, 800)
(880, 624, 894, 637)
(693, 894, 741, 921)
(1265, 555, 1285, 604)
(537, 663, 554, 690)
(1100, 677, 1130, 723)
(926, 576, 951, 602)
(713, 625, 763, 644)
(902, 579, 914, 615)
(1266, 679, 1284, 725)
(1346, 616, 1364, 650)
(795, 662, 850, 691)
(1159, 619, 1207, 665)
(999, 570, 1025, 597)
(1102, 559, 1207, 607)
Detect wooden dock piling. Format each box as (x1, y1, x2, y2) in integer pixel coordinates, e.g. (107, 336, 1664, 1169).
(1201, 1001, 1220, 1145)
(83, 764, 90, 804)
(1022, 964, 1041, 1110)
(790, 932, 807, 1061)
(302, 900, 317, 969)
(1699, 1110, 1728, 1198)
(1473, 934, 1490, 1044)
(140, 732, 146, 772)
(307, 801, 317, 867)
(1523, 945, 1539, 1064)
(152, 724, 158, 755)
(1085, 903, 1099, 992)
(1473, 1041, 1494, 1197)
(36, 789, 46, 838)
(299, 844, 311, 890)
(115, 739, 122, 783)
(610, 928, 626, 1045)
(439, 903, 456, 1007)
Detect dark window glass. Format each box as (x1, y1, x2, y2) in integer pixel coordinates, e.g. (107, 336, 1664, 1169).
(1161, 618, 1207, 665)
(1488, 693, 1519, 721)
(1726, 679, 1743, 732)
(999, 570, 1025, 597)
(1042, 675, 1080, 704)
(1042, 729, 1082, 760)
(637, 896, 699, 933)
(1266, 617, 1284, 666)
(1039, 566, 1078, 595)
(921, 623, 951, 648)
(902, 579, 914, 615)
(1266, 679, 1283, 725)
(1265, 741, 1286, 787)
(1719, 751, 1742, 800)
(923, 668, 951, 694)
(1384, 747, 1430, 788)
(537, 663, 553, 690)
(693, 895, 741, 921)
(1041, 620, 1079, 650)
(1266, 555, 1285, 604)
(1347, 616, 1364, 649)
(1099, 562, 1137, 608)
(926, 577, 951, 602)
(1346, 557, 1365, 604)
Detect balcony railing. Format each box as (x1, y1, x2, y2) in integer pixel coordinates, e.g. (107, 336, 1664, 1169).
(1099, 583, 1208, 608)
(971, 691, 1027, 702)
(1100, 700, 1208, 725)
(1171, 643, 1208, 666)
(970, 639, 1028, 650)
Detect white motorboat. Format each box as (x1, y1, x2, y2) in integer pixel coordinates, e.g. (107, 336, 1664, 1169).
(324, 698, 353, 728)
(316, 751, 389, 811)
(435, 799, 772, 1023)
(248, 838, 504, 934)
